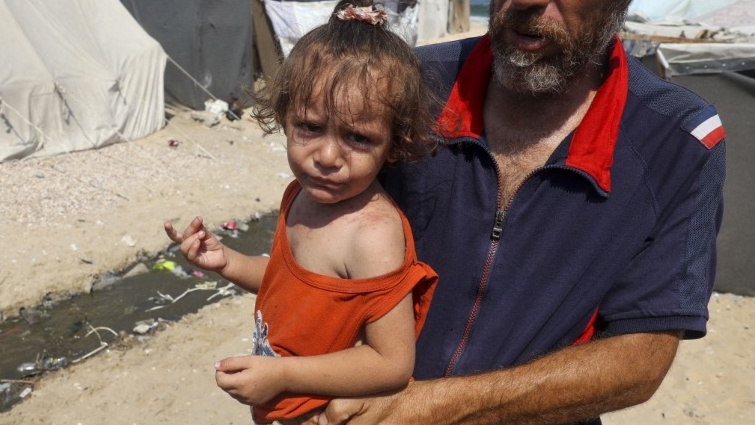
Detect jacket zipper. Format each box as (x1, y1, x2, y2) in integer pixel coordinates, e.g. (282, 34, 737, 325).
(443, 164, 542, 377)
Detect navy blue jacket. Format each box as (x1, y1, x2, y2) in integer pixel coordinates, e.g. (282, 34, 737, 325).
(383, 35, 726, 409)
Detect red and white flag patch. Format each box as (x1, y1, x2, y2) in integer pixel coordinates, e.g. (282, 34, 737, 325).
(683, 105, 726, 149)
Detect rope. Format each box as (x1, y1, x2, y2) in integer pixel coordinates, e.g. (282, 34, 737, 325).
(52, 82, 178, 180)
(166, 55, 242, 121)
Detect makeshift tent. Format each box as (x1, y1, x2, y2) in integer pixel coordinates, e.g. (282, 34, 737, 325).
(122, 0, 255, 111)
(0, 0, 167, 162)
(625, 0, 755, 77)
(262, 0, 422, 57)
(625, 0, 755, 296)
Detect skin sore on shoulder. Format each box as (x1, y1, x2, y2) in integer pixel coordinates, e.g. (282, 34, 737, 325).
(344, 199, 406, 280)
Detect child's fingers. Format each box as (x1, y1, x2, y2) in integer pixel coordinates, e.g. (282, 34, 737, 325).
(183, 216, 204, 241)
(163, 222, 183, 243)
(214, 357, 249, 373)
(184, 233, 203, 260)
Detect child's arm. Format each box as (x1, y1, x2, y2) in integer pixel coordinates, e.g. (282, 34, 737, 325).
(164, 216, 268, 293)
(215, 293, 416, 406)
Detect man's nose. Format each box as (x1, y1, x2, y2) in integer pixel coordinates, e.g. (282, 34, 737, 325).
(507, 0, 549, 11)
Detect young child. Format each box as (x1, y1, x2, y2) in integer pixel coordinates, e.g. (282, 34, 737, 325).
(163, 1, 439, 423)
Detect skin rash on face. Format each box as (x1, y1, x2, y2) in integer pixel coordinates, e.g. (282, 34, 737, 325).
(284, 82, 394, 206)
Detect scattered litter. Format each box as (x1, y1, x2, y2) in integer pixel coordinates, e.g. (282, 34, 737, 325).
(16, 355, 68, 377)
(71, 324, 118, 364)
(121, 234, 136, 247)
(192, 270, 205, 278)
(206, 283, 237, 301)
(18, 387, 32, 398)
(222, 221, 237, 231)
(151, 281, 237, 307)
(123, 263, 150, 279)
(19, 307, 50, 325)
(195, 281, 217, 290)
(16, 363, 36, 375)
(133, 319, 159, 335)
(190, 99, 229, 127)
(276, 172, 292, 179)
(0, 326, 19, 339)
(79, 257, 94, 264)
(90, 272, 121, 292)
(168, 138, 181, 147)
(153, 260, 176, 272)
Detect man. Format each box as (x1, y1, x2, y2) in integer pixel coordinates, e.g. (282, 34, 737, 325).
(310, 0, 727, 423)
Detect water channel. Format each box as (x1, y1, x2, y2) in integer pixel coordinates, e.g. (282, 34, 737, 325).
(0, 213, 278, 412)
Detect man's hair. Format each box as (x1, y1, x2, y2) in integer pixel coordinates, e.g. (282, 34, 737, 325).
(251, 0, 439, 163)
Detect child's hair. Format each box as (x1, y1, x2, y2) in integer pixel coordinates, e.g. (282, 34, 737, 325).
(251, 0, 439, 164)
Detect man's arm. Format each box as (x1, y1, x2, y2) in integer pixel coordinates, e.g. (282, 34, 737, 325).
(314, 331, 681, 425)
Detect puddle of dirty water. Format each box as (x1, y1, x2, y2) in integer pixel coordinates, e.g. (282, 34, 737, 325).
(0, 213, 278, 412)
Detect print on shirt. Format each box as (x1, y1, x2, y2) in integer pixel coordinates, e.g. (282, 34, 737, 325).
(252, 310, 279, 357)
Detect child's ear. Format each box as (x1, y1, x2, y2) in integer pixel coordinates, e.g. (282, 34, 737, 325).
(385, 148, 400, 165)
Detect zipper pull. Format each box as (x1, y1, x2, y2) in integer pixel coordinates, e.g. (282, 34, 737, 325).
(491, 209, 505, 240)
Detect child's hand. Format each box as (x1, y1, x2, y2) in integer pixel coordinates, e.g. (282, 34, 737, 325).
(164, 216, 228, 273)
(214, 355, 287, 406)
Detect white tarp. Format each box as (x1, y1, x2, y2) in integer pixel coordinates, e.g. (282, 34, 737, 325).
(629, 0, 755, 34)
(263, 0, 420, 57)
(625, 0, 755, 76)
(0, 0, 167, 162)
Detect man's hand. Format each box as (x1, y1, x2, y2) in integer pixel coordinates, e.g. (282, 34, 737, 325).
(304, 332, 681, 425)
(303, 381, 442, 425)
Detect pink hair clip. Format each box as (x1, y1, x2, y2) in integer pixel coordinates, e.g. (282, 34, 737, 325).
(335, 4, 388, 25)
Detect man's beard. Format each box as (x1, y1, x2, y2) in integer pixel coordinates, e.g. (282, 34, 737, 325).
(488, 6, 626, 95)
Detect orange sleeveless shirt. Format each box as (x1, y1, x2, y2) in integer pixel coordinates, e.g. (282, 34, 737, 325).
(252, 181, 437, 423)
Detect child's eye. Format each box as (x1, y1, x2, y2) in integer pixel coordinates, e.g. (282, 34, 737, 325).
(294, 122, 321, 134)
(347, 133, 371, 146)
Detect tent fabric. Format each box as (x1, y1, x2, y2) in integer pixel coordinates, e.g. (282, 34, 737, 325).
(0, 0, 167, 163)
(122, 0, 255, 111)
(625, 0, 755, 76)
(628, 0, 755, 34)
(263, 0, 420, 57)
(627, 2, 755, 295)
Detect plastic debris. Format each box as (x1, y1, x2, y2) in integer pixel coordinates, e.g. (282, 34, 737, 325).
(121, 234, 136, 247)
(16, 363, 36, 375)
(152, 260, 176, 271)
(133, 319, 159, 335)
(222, 221, 237, 231)
(18, 387, 32, 398)
(168, 138, 180, 147)
(16, 356, 68, 377)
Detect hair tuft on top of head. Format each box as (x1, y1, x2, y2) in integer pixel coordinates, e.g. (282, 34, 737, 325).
(334, 3, 388, 26)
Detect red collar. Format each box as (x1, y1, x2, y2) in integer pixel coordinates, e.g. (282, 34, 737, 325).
(436, 35, 629, 193)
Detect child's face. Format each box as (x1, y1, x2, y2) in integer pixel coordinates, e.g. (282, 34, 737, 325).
(285, 83, 393, 205)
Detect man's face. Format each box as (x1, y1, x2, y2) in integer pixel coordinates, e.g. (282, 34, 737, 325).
(488, 0, 627, 95)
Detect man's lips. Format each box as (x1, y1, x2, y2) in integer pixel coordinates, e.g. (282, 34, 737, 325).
(507, 27, 548, 51)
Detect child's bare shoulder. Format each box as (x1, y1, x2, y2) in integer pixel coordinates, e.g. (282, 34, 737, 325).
(344, 196, 406, 279)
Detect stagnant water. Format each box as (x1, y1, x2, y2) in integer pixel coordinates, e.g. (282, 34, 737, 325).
(0, 213, 278, 412)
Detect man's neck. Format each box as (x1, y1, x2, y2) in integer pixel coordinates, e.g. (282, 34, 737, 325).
(484, 62, 604, 154)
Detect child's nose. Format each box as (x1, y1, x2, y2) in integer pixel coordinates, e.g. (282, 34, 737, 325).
(314, 138, 343, 168)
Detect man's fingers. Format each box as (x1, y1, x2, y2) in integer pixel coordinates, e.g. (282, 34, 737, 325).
(319, 399, 364, 425)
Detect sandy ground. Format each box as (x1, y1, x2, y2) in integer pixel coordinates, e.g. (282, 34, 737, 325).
(1, 24, 754, 425)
